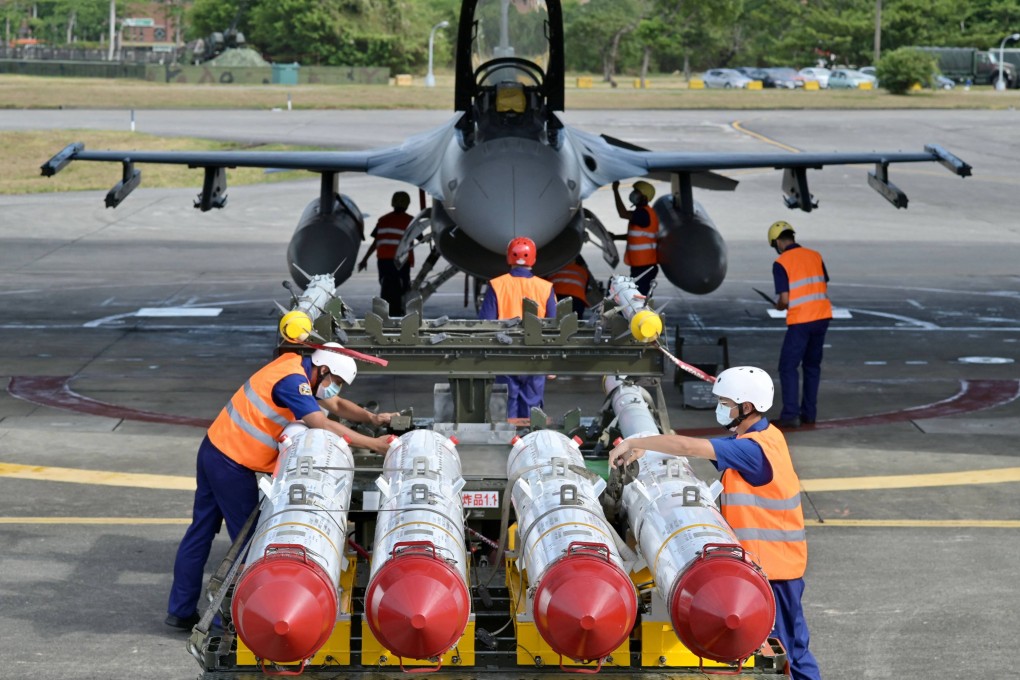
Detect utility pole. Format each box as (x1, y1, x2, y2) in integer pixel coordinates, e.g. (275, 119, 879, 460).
(107, 0, 116, 61)
(873, 0, 882, 64)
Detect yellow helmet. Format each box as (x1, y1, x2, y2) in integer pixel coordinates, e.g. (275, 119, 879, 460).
(391, 191, 411, 210)
(767, 220, 794, 246)
(632, 180, 655, 202)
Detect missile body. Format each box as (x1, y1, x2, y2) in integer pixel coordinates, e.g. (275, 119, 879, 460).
(605, 377, 775, 663)
(608, 275, 663, 343)
(507, 431, 637, 662)
(231, 424, 355, 664)
(365, 431, 470, 661)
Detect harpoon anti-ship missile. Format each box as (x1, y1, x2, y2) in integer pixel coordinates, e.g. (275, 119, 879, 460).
(231, 423, 355, 667)
(604, 376, 775, 663)
(507, 430, 637, 663)
(364, 430, 471, 662)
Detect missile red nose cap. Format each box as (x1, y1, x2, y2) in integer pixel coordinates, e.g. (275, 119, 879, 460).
(671, 552, 776, 662)
(533, 554, 637, 661)
(231, 553, 338, 663)
(365, 553, 470, 660)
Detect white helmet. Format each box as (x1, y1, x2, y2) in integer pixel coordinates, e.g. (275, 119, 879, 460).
(711, 366, 773, 413)
(310, 342, 357, 385)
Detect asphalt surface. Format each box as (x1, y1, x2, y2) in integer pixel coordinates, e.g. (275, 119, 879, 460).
(1, 108, 1019, 680)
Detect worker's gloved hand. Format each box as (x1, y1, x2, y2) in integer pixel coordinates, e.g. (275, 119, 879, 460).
(612, 180, 620, 191)
(357, 260, 368, 273)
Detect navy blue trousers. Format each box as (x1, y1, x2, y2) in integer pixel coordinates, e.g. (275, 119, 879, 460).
(166, 436, 259, 619)
(496, 375, 546, 419)
(771, 578, 821, 680)
(778, 318, 829, 422)
(378, 258, 411, 316)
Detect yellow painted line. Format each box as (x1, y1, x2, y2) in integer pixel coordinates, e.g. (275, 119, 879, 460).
(732, 120, 801, 152)
(806, 519, 1020, 528)
(801, 467, 1020, 492)
(0, 462, 194, 490)
(0, 517, 190, 525)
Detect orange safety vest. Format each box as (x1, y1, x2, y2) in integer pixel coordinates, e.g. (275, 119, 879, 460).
(374, 211, 414, 266)
(489, 273, 554, 320)
(624, 205, 659, 267)
(550, 262, 589, 304)
(776, 246, 831, 325)
(720, 424, 807, 580)
(207, 353, 307, 473)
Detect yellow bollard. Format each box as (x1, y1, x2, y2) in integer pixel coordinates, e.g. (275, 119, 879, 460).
(689, 79, 705, 89)
(747, 80, 763, 90)
(858, 81, 873, 90)
(395, 74, 413, 86)
(804, 80, 820, 91)
(909, 82, 922, 91)
(633, 78, 650, 88)
(576, 76, 593, 88)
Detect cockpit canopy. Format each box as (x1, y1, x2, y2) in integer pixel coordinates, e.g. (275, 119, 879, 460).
(470, 0, 551, 82)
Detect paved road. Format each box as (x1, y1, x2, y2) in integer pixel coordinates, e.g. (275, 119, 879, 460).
(1, 109, 1018, 679)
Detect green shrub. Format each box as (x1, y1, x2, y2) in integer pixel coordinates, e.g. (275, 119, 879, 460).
(876, 48, 939, 95)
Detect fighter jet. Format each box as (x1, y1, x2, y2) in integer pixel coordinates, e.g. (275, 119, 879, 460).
(41, 0, 971, 300)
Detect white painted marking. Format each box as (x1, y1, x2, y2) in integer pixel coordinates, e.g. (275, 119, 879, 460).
(767, 307, 852, 319)
(905, 361, 929, 365)
(847, 309, 939, 330)
(906, 299, 924, 309)
(958, 356, 1015, 365)
(135, 307, 222, 318)
(864, 361, 888, 365)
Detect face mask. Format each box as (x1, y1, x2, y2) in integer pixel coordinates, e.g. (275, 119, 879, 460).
(629, 191, 641, 205)
(715, 402, 735, 427)
(316, 378, 341, 400)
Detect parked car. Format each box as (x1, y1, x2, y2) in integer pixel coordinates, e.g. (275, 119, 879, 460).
(763, 67, 803, 88)
(828, 69, 874, 89)
(734, 67, 778, 87)
(798, 67, 831, 88)
(932, 74, 956, 89)
(702, 68, 752, 89)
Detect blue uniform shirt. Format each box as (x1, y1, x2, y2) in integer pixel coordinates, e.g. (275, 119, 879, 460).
(709, 418, 774, 487)
(773, 243, 830, 294)
(479, 267, 557, 320)
(270, 356, 321, 420)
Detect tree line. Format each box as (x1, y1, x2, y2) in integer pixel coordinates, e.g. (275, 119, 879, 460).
(4, 0, 1018, 77)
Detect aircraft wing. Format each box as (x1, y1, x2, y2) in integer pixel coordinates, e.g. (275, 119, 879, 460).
(40, 117, 460, 209)
(569, 126, 972, 211)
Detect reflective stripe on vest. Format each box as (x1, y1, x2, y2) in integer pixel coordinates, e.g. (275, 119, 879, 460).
(624, 205, 659, 267)
(551, 263, 588, 302)
(374, 212, 413, 263)
(721, 424, 807, 580)
(777, 246, 831, 325)
(207, 353, 306, 473)
(490, 273, 554, 320)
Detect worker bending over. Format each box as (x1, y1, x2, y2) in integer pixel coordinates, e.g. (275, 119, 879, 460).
(166, 343, 396, 631)
(610, 366, 821, 680)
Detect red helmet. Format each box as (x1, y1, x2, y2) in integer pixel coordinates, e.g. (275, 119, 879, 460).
(507, 237, 537, 267)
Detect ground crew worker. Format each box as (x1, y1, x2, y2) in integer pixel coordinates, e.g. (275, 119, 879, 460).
(611, 180, 659, 297)
(609, 366, 821, 680)
(165, 343, 397, 630)
(358, 191, 414, 316)
(550, 254, 593, 319)
(479, 237, 557, 418)
(769, 221, 832, 428)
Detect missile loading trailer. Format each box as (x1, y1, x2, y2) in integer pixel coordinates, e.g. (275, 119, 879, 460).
(186, 278, 789, 679)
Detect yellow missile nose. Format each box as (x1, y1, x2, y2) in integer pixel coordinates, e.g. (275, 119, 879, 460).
(630, 309, 663, 343)
(279, 310, 313, 343)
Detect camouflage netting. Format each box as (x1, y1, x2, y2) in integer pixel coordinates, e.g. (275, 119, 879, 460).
(207, 48, 270, 67)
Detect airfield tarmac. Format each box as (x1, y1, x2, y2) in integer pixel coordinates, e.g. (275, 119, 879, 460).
(0, 108, 1018, 679)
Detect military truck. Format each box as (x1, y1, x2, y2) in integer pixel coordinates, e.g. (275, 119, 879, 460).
(914, 46, 1017, 88)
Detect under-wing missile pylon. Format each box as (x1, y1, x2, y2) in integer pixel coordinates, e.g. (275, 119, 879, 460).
(604, 376, 776, 664)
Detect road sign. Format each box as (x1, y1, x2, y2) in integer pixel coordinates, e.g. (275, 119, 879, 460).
(123, 18, 154, 27)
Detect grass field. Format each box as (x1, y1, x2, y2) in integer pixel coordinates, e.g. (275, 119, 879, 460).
(2, 73, 1018, 110)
